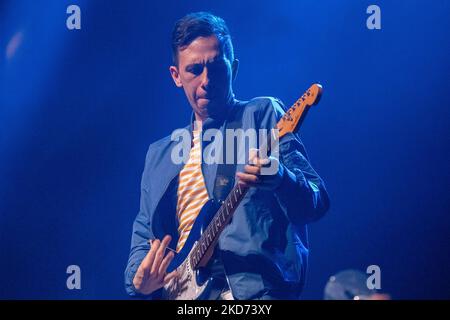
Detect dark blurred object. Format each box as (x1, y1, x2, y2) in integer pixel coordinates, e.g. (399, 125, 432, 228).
(324, 269, 391, 300)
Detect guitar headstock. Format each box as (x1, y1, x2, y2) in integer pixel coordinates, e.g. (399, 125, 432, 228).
(277, 83, 323, 138)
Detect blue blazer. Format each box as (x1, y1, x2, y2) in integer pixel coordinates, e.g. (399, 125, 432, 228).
(125, 97, 330, 299)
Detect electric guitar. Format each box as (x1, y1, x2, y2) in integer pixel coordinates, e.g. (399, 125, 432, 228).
(162, 84, 323, 300)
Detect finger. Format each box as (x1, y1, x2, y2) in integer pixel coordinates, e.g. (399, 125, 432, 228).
(141, 239, 160, 272)
(255, 157, 271, 168)
(244, 164, 260, 175)
(158, 251, 175, 278)
(247, 156, 270, 168)
(163, 270, 179, 285)
(236, 172, 259, 183)
(133, 265, 145, 286)
(249, 148, 259, 165)
(151, 235, 172, 275)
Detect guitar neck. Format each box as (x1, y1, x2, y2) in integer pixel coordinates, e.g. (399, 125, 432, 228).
(189, 85, 320, 270)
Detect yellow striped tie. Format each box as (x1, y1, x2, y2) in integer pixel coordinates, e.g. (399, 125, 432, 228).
(176, 129, 209, 252)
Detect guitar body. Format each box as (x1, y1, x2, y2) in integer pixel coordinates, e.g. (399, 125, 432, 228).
(162, 199, 225, 300)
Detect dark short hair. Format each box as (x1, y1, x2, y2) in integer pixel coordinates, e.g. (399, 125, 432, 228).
(171, 12, 234, 66)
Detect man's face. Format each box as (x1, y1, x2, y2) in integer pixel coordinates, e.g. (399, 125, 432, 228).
(170, 35, 238, 121)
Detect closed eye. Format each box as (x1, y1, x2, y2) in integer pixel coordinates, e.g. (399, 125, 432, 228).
(186, 64, 204, 76)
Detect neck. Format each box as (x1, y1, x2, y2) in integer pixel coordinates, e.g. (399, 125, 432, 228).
(192, 120, 202, 132)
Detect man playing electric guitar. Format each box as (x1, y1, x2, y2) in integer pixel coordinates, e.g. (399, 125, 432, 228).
(125, 12, 330, 300)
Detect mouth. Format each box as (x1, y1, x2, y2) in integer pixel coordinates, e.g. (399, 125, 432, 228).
(197, 98, 210, 107)
(198, 94, 213, 100)
(197, 96, 214, 106)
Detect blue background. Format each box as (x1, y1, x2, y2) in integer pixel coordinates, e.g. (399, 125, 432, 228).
(1, 0, 449, 299)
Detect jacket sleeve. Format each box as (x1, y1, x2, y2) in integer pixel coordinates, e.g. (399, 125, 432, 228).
(257, 97, 330, 226)
(124, 146, 156, 298)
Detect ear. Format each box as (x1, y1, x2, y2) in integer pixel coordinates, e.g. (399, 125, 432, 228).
(231, 59, 239, 81)
(169, 65, 183, 87)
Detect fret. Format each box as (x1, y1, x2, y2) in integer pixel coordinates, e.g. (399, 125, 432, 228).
(201, 239, 207, 254)
(208, 226, 215, 245)
(210, 223, 216, 238)
(215, 217, 221, 232)
(216, 211, 221, 225)
(208, 228, 213, 243)
(221, 208, 226, 223)
(210, 220, 216, 234)
(205, 230, 211, 247)
(233, 188, 238, 202)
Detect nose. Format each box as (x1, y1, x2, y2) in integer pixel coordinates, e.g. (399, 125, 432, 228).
(200, 67, 210, 91)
